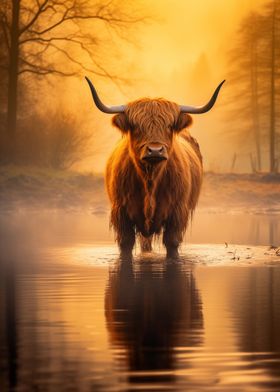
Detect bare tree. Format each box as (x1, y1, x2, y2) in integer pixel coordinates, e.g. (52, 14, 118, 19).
(225, 0, 280, 173)
(262, 0, 280, 172)
(225, 11, 263, 172)
(0, 2, 9, 126)
(0, 0, 145, 140)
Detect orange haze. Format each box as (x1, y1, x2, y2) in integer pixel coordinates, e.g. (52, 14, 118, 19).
(54, 0, 267, 173)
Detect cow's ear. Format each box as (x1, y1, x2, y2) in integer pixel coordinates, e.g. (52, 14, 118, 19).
(174, 113, 193, 132)
(112, 113, 130, 133)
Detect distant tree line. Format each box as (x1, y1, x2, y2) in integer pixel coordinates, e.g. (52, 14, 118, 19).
(0, 0, 144, 169)
(226, 0, 280, 173)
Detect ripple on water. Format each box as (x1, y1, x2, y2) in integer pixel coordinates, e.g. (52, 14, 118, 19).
(1, 244, 280, 391)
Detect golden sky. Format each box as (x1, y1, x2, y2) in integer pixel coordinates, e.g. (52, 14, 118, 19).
(58, 0, 267, 172)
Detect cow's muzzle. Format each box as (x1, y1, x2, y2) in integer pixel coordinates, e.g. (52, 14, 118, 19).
(141, 145, 168, 163)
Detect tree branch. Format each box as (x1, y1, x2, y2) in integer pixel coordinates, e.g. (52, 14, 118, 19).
(0, 11, 10, 50)
(19, 67, 75, 76)
(18, 57, 76, 76)
(20, 0, 49, 35)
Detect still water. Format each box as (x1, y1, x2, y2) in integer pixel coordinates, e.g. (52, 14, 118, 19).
(0, 209, 280, 391)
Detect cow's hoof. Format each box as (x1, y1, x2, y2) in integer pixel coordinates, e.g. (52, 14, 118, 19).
(166, 248, 180, 260)
(120, 250, 133, 262)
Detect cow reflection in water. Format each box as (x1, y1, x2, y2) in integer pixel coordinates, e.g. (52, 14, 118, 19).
(105, 259, 204, 384)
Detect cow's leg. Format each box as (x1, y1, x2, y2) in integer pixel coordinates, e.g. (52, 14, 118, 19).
(163, 222, 183, 259)
(139, 234, 153, 252)
(119, 224, 135, 259)
(111, 207, 135, 259)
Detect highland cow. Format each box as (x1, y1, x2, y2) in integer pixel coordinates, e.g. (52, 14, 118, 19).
(86, 78, 224, 258)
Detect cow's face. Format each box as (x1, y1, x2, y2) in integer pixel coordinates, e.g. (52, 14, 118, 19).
(112, 99, 192, 167)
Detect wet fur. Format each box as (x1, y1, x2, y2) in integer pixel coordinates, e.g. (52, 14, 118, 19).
(106, 98, 203, 257)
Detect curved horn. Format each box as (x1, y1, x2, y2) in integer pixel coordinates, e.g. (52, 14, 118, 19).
(180, 80, 225, 114)
(85, 76, 126, 114)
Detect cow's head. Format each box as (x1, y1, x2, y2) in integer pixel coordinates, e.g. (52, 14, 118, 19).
(85, 78, 224, 168)
(112, 99, 193, 166)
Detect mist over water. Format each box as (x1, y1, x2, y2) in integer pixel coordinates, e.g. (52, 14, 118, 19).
(0, 209, 280, 391)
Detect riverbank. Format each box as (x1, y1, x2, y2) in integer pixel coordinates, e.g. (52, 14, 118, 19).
(0, 166, 280, 214)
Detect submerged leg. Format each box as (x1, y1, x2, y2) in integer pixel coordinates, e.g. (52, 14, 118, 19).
(163, 223, 183, 259)
(118, 221, 135, 260)
(139, 234, 153, 253)
(111, 207, 135, 259)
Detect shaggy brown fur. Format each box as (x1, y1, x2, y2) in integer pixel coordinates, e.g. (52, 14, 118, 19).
(106, 98, 203, 258)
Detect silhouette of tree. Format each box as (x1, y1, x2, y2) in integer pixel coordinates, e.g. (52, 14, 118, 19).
(260, 0, 280, 172)
(226, 11, 263, 172)
(226, 0, 280, 173)
(0, 0, 146, 141)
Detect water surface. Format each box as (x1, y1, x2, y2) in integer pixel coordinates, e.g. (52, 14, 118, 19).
(0, 209, 280, 391)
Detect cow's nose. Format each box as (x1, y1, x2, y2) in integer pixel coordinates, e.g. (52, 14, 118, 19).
(147, 146, 164, 155)
(142, 144, 168, 163)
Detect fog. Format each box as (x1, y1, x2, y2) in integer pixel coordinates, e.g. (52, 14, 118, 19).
(12, 0, 267, 173)
(61, 0, 268, 173)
